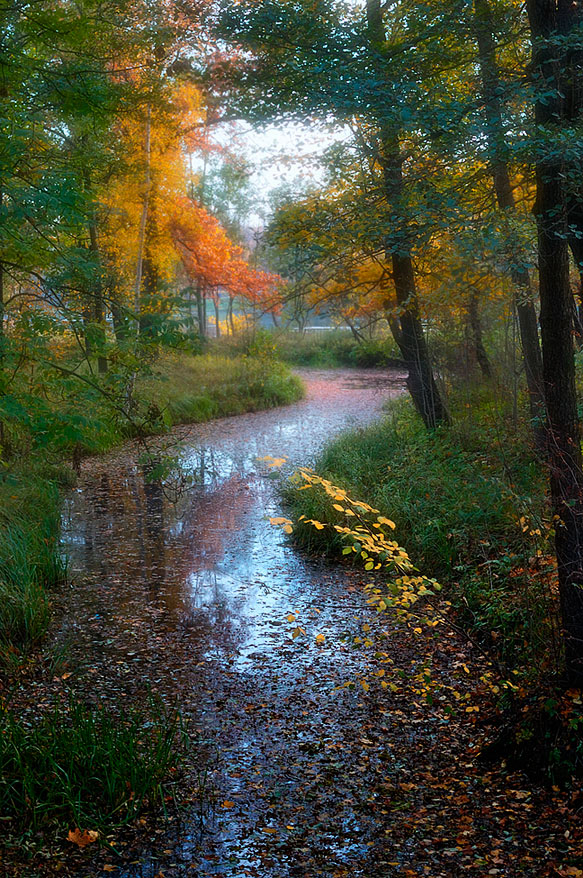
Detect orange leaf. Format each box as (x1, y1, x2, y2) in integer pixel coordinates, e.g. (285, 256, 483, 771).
(67, 828, 99, 847)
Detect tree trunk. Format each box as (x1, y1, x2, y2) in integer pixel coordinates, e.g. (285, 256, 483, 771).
(474, 0, 544, 430)
(527, 0, 583, 683)
(366, 0, 449, 428)
(468, 290, 493, 379)
(133, 105, 152, 342)
(228, 295, 235, 335)
(214, 297, 220, 337)
(195, 286, 205, 338)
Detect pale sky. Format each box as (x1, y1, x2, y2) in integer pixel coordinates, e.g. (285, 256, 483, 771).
(216, 119, 349, 227)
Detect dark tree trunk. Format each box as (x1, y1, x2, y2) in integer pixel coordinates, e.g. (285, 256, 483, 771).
(474, 0, 544, 429)
(214, 297, 220, 337)
(366, 0, 449, 428)
(527, 0, 583, 683)
(468, 290, 493, 379)
(390, 247, 450, 427)
(195, 286, 205, 338)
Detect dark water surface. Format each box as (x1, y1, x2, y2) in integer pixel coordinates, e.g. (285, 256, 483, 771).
(61, 368, 406, 877)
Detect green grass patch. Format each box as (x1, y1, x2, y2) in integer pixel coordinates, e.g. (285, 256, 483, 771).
(0, 693, 187, 835)
(136, 350, 304, 429)
(0, 466, 67, 661)
(208, 329, 402, 369)
(271, 330, 402, 368)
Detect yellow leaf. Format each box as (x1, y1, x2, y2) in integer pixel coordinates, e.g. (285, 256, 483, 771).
(283, 524, 293, 534)
(315, 633, 325, 644)
(103, 867, 117, 873)
(287, 613, 296, 623)
(222, 801, 235, 809)
(332, 504, 345, 512)
(377, 516, 396, 529)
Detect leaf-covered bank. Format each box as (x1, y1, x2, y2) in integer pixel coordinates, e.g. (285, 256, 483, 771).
(283, 387, 583, 782)
(0, 350, 303, 843)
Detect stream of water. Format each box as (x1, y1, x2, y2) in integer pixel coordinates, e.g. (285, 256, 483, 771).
(60, 368, 406, 877)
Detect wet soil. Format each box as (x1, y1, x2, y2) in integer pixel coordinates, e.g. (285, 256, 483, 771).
(6, 369, 583, 877)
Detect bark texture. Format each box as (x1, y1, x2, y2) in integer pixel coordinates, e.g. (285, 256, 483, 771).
(527, 0, 583, 682)
(366, 0, 449, 428)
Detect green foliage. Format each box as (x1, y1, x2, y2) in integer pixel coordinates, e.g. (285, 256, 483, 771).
(136, 351, 304, 429)
(260, 330, 401, 368)
(0, 694, 187, 834)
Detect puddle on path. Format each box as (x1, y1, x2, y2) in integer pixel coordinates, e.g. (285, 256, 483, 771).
(60, 368, 406, 877)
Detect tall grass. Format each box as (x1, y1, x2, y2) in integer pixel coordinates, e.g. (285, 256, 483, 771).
(207, 329, 403, 368)
(0, 470, 66, 659)
(136, 350, 304, 429)
(0, 694, 187, 833)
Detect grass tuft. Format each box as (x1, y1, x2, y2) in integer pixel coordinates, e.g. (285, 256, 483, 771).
(0, 694, 188, 834)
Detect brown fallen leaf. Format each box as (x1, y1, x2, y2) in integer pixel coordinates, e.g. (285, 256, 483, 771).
(67, 828, 99, 847)
(222, 800, 235, 809)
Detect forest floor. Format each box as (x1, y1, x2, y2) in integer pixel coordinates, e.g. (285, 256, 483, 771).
(2, 369, 582, 878)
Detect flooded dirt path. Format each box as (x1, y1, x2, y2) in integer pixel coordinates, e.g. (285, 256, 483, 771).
(53, 367, 581, 878)
(61, 368, 408, 877)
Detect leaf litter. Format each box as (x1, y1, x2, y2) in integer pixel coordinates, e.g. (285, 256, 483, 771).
(2, 369, 582, 877)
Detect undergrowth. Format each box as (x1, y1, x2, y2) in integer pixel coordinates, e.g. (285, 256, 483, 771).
(208, 329, 403, 368)
(283, 387, 553, 675)
(0, 693, 188, 835)
(282, 385, 583, 781)
(0, 465, 68, 662)
(137, 350, 304, 430)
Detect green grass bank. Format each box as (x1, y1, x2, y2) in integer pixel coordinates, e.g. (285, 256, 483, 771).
(283, 388, 551, 674)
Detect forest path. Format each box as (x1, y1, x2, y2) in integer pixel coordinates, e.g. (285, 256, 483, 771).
(57, 369, 572, 878)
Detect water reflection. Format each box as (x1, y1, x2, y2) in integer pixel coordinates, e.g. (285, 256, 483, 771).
(61, 368, 407, 878)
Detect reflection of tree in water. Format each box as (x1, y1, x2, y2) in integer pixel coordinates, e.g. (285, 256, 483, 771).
(178, 569, 249, 654)
(64, 454, 258, 653)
